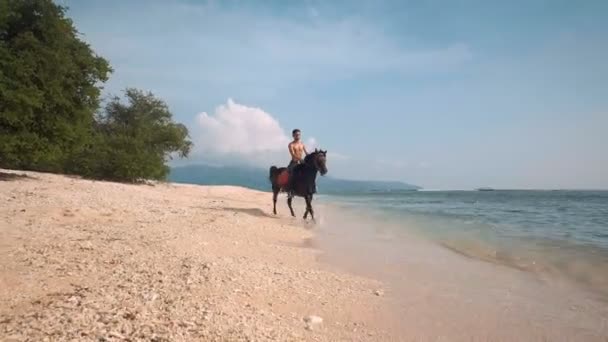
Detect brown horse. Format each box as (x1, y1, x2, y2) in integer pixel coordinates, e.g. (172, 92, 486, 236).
(269, 149, 328, 220)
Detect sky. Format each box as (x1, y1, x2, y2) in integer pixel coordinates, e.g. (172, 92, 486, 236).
(62, 0, 608, 189)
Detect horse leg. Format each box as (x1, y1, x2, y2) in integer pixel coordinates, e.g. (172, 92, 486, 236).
(304, 195, 314, 221)
(287, 195, 295, 217)
(302, 194, 310, 219)
(272, 187, 278, 215)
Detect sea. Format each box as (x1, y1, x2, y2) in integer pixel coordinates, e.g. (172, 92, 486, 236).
(320, 190, 608, 297)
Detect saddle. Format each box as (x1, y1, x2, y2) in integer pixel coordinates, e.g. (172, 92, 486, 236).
(277, 170, 290, 188)
(276, 166, 316, 194)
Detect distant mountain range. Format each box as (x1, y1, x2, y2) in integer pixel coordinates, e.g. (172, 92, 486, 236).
(169, 164, 420, 193)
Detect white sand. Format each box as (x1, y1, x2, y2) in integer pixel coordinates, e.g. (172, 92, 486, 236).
(0, 169, 394, 341)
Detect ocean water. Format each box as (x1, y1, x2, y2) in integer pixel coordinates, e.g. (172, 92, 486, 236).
(322, 190, 608, 296)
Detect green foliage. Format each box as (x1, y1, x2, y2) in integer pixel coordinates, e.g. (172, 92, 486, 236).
(75, 89, 193, 182)
(0, 0, 111, 171)
(0, 1, 194, 182)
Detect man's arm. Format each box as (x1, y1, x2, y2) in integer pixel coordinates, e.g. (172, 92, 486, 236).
(303, 145, 309, 156)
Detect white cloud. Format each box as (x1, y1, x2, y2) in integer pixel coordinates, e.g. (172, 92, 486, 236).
(193, 99, 327, 167)
(190, 99, 357, 169)
(194, 99, 290, 155)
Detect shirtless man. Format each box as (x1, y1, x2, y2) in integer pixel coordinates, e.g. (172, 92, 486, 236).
(286, 129, 308, 192)
(288, 128, 308, 172)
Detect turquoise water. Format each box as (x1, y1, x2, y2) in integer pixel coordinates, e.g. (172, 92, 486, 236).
(322, 190, 608, 295)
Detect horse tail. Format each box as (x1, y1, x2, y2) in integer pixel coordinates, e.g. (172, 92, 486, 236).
(269, 166, 278, 182)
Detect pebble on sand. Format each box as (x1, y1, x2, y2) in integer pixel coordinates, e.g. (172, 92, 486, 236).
(304, 315, 323, 330)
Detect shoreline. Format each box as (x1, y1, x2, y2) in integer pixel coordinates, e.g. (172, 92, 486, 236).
(309, 200, 608, 341)
(0, 169, 396, 341)
(2, 169, 607, 341)
(319, 195, 608, 300)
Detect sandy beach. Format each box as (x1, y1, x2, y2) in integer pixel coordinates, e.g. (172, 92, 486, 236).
(2, 169, 607, 341)
(0, 169, 394, 341)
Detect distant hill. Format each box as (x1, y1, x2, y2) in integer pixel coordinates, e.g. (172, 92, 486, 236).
(169, 165, 420, 193)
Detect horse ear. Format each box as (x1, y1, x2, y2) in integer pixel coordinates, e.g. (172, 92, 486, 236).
(314, 148, 318, 153)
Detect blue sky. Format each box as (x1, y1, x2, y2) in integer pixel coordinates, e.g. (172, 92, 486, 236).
(62, 0, 608, 189)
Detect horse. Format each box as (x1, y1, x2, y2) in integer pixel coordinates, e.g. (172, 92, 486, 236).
(269, 149, 328, 220)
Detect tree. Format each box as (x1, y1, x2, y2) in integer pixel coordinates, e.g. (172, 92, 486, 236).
(0, 1, 193, 182)
(0, 0, 111, 171)
(76, 88, 193, 182)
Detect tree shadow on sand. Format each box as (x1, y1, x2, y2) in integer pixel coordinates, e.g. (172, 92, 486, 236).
(0, 172, 34, 182)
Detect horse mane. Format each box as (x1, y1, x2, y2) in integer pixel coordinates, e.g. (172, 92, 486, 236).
(304, 149, 326, 163)
(304, 151, 318, 163)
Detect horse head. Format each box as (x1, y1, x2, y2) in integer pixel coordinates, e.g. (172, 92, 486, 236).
(305, 149, 328, 175)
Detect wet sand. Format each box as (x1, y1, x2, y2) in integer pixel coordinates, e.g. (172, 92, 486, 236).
(312, 207, 608, 341)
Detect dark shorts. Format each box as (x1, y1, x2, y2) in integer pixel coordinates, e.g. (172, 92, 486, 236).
(287, 160, 301, 172)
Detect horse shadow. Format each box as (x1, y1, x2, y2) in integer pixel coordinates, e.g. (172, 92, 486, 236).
(217, 207, 319, 230)
(219, 207, 277, 219)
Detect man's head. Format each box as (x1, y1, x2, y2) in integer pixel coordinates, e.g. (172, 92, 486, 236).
(292, 129, 301, 141)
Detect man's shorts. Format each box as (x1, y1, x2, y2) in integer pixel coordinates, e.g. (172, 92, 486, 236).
(287, 160, 300, 172)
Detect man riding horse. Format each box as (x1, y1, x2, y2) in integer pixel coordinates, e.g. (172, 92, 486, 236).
(269, 128, 327, 220)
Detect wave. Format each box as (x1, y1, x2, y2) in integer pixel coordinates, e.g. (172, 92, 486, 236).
(438, 237, 608, 299)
